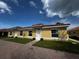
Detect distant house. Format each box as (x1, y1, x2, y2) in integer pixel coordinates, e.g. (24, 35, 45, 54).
(68, 26, 79, 39)
(0, 22, 70, 41)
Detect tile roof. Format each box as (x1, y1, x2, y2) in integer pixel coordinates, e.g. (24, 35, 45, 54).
(0, 22, 70, 32)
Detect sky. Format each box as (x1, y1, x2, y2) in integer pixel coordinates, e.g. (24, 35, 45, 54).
(0, 0, 79, 29)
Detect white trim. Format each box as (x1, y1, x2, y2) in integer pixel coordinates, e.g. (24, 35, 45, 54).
(14, 33, 18, 37)
(35, 29, 41, 41)
(42, 37, 59, 40)
(27, 36, 33, 39)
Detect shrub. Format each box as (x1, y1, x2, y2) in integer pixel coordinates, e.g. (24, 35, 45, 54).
(10, 36, 14, 38)
(40, 38, 43, 41)
(33, 38, 35, 40)
(15, 37, 18, 38)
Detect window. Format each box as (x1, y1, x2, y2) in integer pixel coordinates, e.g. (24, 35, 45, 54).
(51, 30, 58, 37)
(20, 31, 23, 36)
(10, 32, 12, 35)
(29, 31, 32, 36)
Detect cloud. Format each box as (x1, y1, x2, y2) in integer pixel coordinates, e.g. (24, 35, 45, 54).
(41, 0, 79, 18)
(68, 24, 79, 29)
(58, 18, 79, 29)
(3, 0, 19, 6)
(11, 0, 19, 6)
(59, 19, 70, 24)
(0, 9, 5, 13)
(0, 1, 11, 14)
(29, 1, 37, 8)
(39, 10, 44, 14)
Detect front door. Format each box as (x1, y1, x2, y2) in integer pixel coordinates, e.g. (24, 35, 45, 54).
(36, 30, 41, 41)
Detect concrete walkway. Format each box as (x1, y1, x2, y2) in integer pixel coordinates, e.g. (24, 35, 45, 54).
(0, 40, 79, 59)
(11, 40, 79, 59)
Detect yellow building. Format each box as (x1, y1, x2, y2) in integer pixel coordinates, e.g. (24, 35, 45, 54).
(0, 23, 70, 41)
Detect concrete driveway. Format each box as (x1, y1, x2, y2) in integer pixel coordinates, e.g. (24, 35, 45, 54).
(0, 40, 79, 59)
(0, 40, 23, 59)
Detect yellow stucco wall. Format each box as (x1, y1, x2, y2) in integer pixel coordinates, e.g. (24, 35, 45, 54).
(23, 31, 28, 38)
(8, 32, 11, 37)
(41, 28, 68, 40)
(23, 30, 36, 38)
(58, 30, 69, 40)
(8, 31, 23, 37)
(32, 30, 36, 38)
(8, 31, 15, 37)
(8, 27, 69, 40)
(41, 29, 51, 39)
(8, 30, 36, 38)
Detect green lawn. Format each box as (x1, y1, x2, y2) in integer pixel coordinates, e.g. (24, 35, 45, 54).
(33, 40, 79, 54)
(1, 37, 33, 44)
